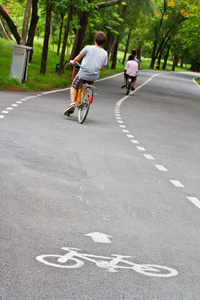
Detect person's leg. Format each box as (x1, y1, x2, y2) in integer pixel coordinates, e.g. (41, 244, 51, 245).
(70, 86, 77, 104)
(121, 72, 127, 88)
(131, 76, 137, 89)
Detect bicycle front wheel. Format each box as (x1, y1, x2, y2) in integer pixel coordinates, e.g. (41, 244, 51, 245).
(78, 87, 90, 124)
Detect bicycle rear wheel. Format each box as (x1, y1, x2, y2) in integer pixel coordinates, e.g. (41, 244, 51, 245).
(78, 87, 90, 124)
(126, 78, 131, 95)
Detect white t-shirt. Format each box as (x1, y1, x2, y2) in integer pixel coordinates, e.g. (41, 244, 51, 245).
(125, 60, 138, 77)
(79, 45, 108, 81)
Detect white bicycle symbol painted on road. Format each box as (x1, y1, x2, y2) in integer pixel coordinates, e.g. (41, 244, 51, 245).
(36, 247, 178, 277)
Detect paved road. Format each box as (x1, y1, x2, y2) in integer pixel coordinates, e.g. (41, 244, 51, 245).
(1, 70, 200, 300)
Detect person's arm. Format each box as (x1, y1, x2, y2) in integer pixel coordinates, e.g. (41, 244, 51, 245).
(71, 53, 83, 65)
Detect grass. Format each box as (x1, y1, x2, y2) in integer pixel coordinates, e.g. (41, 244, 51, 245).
(0, 38, 194, 92)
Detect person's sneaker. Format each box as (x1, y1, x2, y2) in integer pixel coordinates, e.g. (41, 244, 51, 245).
(64, 103, 76, 116)
(131, 87, 135, 91)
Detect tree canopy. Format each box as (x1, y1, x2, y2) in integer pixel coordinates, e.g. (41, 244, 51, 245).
(0, 0, 199, 72)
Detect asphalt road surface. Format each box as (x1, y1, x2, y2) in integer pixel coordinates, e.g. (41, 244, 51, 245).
(1, 70, 200, 300)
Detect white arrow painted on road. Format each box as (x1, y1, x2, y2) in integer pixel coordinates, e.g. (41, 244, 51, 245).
(85, 232, 112, 243)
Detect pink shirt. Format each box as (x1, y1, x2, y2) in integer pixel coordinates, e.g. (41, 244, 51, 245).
(125, 60, 138, 76)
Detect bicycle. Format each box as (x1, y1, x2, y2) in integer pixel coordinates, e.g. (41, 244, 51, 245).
(66, 62, 95, 124)
(36, 247, 178, 278)
(126, 76, 132, 95)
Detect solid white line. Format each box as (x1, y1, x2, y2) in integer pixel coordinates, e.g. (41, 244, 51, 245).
(143, 154, 155, 160)
(193, 78, 200, 87)
(170, 180, 184, 187)
(187, 197, 200, 209)
(155, 165, 167, 171)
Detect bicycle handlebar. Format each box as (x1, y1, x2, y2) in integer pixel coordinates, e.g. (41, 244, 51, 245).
(68, 60, 81, 68)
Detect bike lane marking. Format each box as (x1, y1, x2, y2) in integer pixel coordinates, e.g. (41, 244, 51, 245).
(35, 247, 178, 277)
(114, 73, 200, 210)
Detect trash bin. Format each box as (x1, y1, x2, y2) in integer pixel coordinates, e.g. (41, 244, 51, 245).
(9, 44, 33, 83)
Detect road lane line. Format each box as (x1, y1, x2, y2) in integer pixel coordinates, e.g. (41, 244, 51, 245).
(170, 180, 184, 187)
(137, 146, 146, 151)
(155, 165, 167, 171)
(131, 139, 139, 144)
(143, 154, 155, 160)
(187, 197, 200, 209)
(126, 134, 134, 138)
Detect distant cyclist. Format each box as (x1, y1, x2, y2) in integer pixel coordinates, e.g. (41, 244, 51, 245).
(64, 31, 108, 116)
(121, 54, 138, 91)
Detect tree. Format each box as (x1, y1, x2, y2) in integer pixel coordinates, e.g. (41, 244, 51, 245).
(0, 5, 20, 44)
(21, 0, 32, 44)
(67, 0, 122, 69)
(40, 0, 52, 74)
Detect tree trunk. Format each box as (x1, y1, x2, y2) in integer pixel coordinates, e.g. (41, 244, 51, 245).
(0, 5, 20, 44)
(58, 6, 73, 75)
(21, 0, 32, 45)
(122, 29, 132, 65)
(111, 41, 119, 69)
(172, 47, 178, 71)
(162, 42, 171, 70)
(156, 37, 170, 69)
(67, 11, 90, 69)
(150, 40, 157, 69)
(40, 0, 52, 75)
(27, 0, 39, 62)
(57, 12, 64, 56)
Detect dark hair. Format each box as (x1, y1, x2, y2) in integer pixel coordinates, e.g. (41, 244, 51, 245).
(94, 31, 107, 46)
(132, 50, 137, 56)
(128, 55, 135, 60)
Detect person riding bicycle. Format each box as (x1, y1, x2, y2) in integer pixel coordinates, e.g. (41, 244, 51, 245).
(121, 55, 138, 91)
(64, 31, 108, 115)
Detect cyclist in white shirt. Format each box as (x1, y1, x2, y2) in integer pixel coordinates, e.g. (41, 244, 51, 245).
(121, 55, 138, 91)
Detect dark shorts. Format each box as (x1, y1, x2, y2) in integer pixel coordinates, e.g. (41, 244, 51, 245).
(72, 74, 94, 90)
(125, 73, 137, 81)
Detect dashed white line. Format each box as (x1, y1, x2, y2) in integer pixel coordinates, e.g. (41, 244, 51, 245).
(137, 146, 146, 151)
(170, 180, 184, 187)
(155, 165, 167, 171)
(143, 154, 155, 160)
(126, 134, 134, 138)
(2, 111, 9, 114)
(187, 197, 200, 209)
(0, 115, 4, 119)
(11, 104, 18, 107)
(131, 139, 139, 144)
